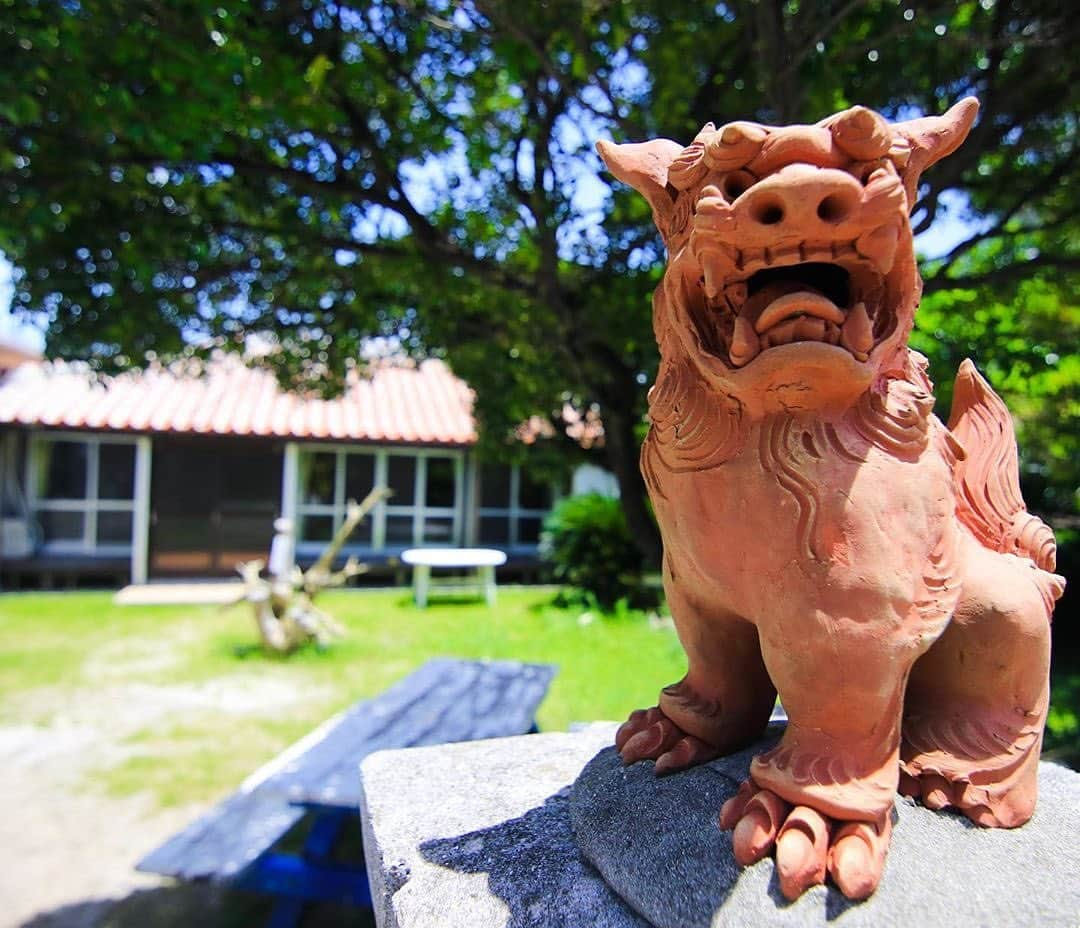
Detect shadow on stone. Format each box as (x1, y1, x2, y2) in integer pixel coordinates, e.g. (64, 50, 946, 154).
(421, 788, 650, 928)
(566, 733, 1080, 928)
(18, 881, 373, 928)
(570, 741, 762, 928)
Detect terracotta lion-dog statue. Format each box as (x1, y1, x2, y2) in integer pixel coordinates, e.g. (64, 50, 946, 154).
(597, 98, 1065, 901)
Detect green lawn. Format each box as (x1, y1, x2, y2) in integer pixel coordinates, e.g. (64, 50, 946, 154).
(0, 586, 687, 807)
(1, 586, 1076, 814)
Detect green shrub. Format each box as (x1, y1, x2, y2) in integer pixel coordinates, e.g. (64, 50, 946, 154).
(540, 494, 644, 610)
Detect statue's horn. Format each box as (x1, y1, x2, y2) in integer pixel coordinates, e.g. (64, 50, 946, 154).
(596, 137, 683, 230)
(891, 97, 980, 207)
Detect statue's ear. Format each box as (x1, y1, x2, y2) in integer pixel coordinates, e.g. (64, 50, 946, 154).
(890, 97, 979, 209)
(597, 137, 684, 234)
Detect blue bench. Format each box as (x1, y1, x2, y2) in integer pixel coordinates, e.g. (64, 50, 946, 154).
(137, 657, 556, 926)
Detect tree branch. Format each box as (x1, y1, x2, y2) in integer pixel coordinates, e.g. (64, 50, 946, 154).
(923, 254, 1080, 294)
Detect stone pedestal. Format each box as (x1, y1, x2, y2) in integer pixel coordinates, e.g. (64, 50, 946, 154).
(359, 724, 1080, 928)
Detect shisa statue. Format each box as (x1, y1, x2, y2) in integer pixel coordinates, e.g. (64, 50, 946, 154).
(597, 98, 1065, 901)
(236, 488, 388, 652)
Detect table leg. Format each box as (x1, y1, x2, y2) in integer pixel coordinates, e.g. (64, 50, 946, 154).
(481, 564, 496, 607)
(414, 564, 430, 608)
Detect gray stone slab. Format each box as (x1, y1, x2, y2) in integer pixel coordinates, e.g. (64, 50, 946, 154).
(360, 725, 647, 928)
(360, 724, 1080, 928)
(572, 729, 1080, 928)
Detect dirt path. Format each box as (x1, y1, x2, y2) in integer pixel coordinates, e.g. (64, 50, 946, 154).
(0, 672, 334, 928)
(0, 721, 205, 928)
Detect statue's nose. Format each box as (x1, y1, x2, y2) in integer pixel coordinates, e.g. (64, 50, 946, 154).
(731, 164, 863, 241)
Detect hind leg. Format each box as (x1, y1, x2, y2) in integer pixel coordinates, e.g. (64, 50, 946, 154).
(901, 540, 1056, 827)
(618, 565, 776, 774)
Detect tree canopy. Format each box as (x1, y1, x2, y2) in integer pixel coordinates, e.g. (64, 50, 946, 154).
(2, 0, 1078, 557)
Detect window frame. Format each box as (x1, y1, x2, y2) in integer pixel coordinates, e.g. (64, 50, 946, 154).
(476, 463, 559, 550)
(26, 432, 139, 555)
(294, 444, 466, 556)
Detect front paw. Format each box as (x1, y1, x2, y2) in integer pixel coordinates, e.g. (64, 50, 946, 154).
(615, 706, 720, 774)
(720, 780, 893, 901)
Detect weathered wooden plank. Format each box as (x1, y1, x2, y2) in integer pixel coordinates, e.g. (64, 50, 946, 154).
(277, 660, 556, 808)
(137, 658, 556, 882)
(137, 792, 305, 880)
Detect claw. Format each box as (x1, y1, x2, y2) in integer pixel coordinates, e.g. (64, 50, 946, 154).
(621, 717, 682, 764)
(920, 774, 953, 810)
(719, 779, 757, 830)
(732, 789, 790, 866)
(897, 770, 920, 798)
(655, 735, 720, 775)
(775, 806, 831, 900)
(827, 817, 891, 900)
(614, 707, 653, 752)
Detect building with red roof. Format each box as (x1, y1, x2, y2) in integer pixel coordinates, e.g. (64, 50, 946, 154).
(0, 349, 569, 585)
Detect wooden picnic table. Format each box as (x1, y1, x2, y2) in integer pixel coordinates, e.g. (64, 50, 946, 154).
(400, 547, 507, 607)
(137, 657, 556, 927)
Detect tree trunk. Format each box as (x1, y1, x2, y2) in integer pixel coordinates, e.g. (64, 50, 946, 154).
(603, 407, 663, 568)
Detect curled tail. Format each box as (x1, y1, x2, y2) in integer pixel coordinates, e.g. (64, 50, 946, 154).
(948, 361, 1061, 589)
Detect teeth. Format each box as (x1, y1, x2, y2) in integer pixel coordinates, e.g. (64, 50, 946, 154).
(763, 318, 799, 347)
(795, 316, 826, 341)
(730, 315, 760, 367)
(742, 247, 764, 268)
(724, 281, 748, 306)
(841, 301, 874, 360)
(772, 244, 800, 265)
(755, 291, 846, 332)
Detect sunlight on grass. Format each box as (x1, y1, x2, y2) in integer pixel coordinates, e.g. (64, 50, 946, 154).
(0, 587, 686, 806)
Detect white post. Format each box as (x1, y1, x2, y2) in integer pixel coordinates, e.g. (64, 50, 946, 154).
(414, 563, 430, 608)
(481, 563, 497, 608)
(131, 435, 152, 585)
(281, 442, 299, 523)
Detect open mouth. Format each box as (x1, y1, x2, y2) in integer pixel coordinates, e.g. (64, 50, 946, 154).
(690, 250, 892, 368)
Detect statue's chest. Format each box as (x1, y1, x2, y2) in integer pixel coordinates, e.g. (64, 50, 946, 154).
(652, 416, 954, 614)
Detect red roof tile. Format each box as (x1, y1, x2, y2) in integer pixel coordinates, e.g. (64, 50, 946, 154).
(0, 356, 478, 446)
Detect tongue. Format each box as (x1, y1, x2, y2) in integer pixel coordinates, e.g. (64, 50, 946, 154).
(753, 289, 846, 333)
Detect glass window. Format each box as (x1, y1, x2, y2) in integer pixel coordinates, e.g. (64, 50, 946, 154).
(476, 462, 555, 549)
(44, 441, 88, 499)
(39, 510, 85, 542)
(97, 443, 136, 500)
(517, 517, 543, 545)
(386, 455, 416, 505)
(478, 515, 510, 546)
(480, 463, 511, 508)
(385, 514, 414, 546)
(295, 448, 463, 552)
(426, 457, 456, 508)
(301, 452, 336, 505)
(34, 438, 137, 552)
(344, 454, 375, 502)
(299, 513, 334, 543)
(519, 469, 552, 511)
(422, 517, 454, 544)
(96, 510, 134, 545)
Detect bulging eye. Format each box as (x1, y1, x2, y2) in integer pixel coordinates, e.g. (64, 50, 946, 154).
(721, 170, 756, 201)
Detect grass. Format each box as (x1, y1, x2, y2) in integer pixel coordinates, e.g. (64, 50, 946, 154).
(2, 586, 1077, 811)
(0, 586, 686, 807)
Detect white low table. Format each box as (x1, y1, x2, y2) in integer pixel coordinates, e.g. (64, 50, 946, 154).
(400, 548, 507, 608)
